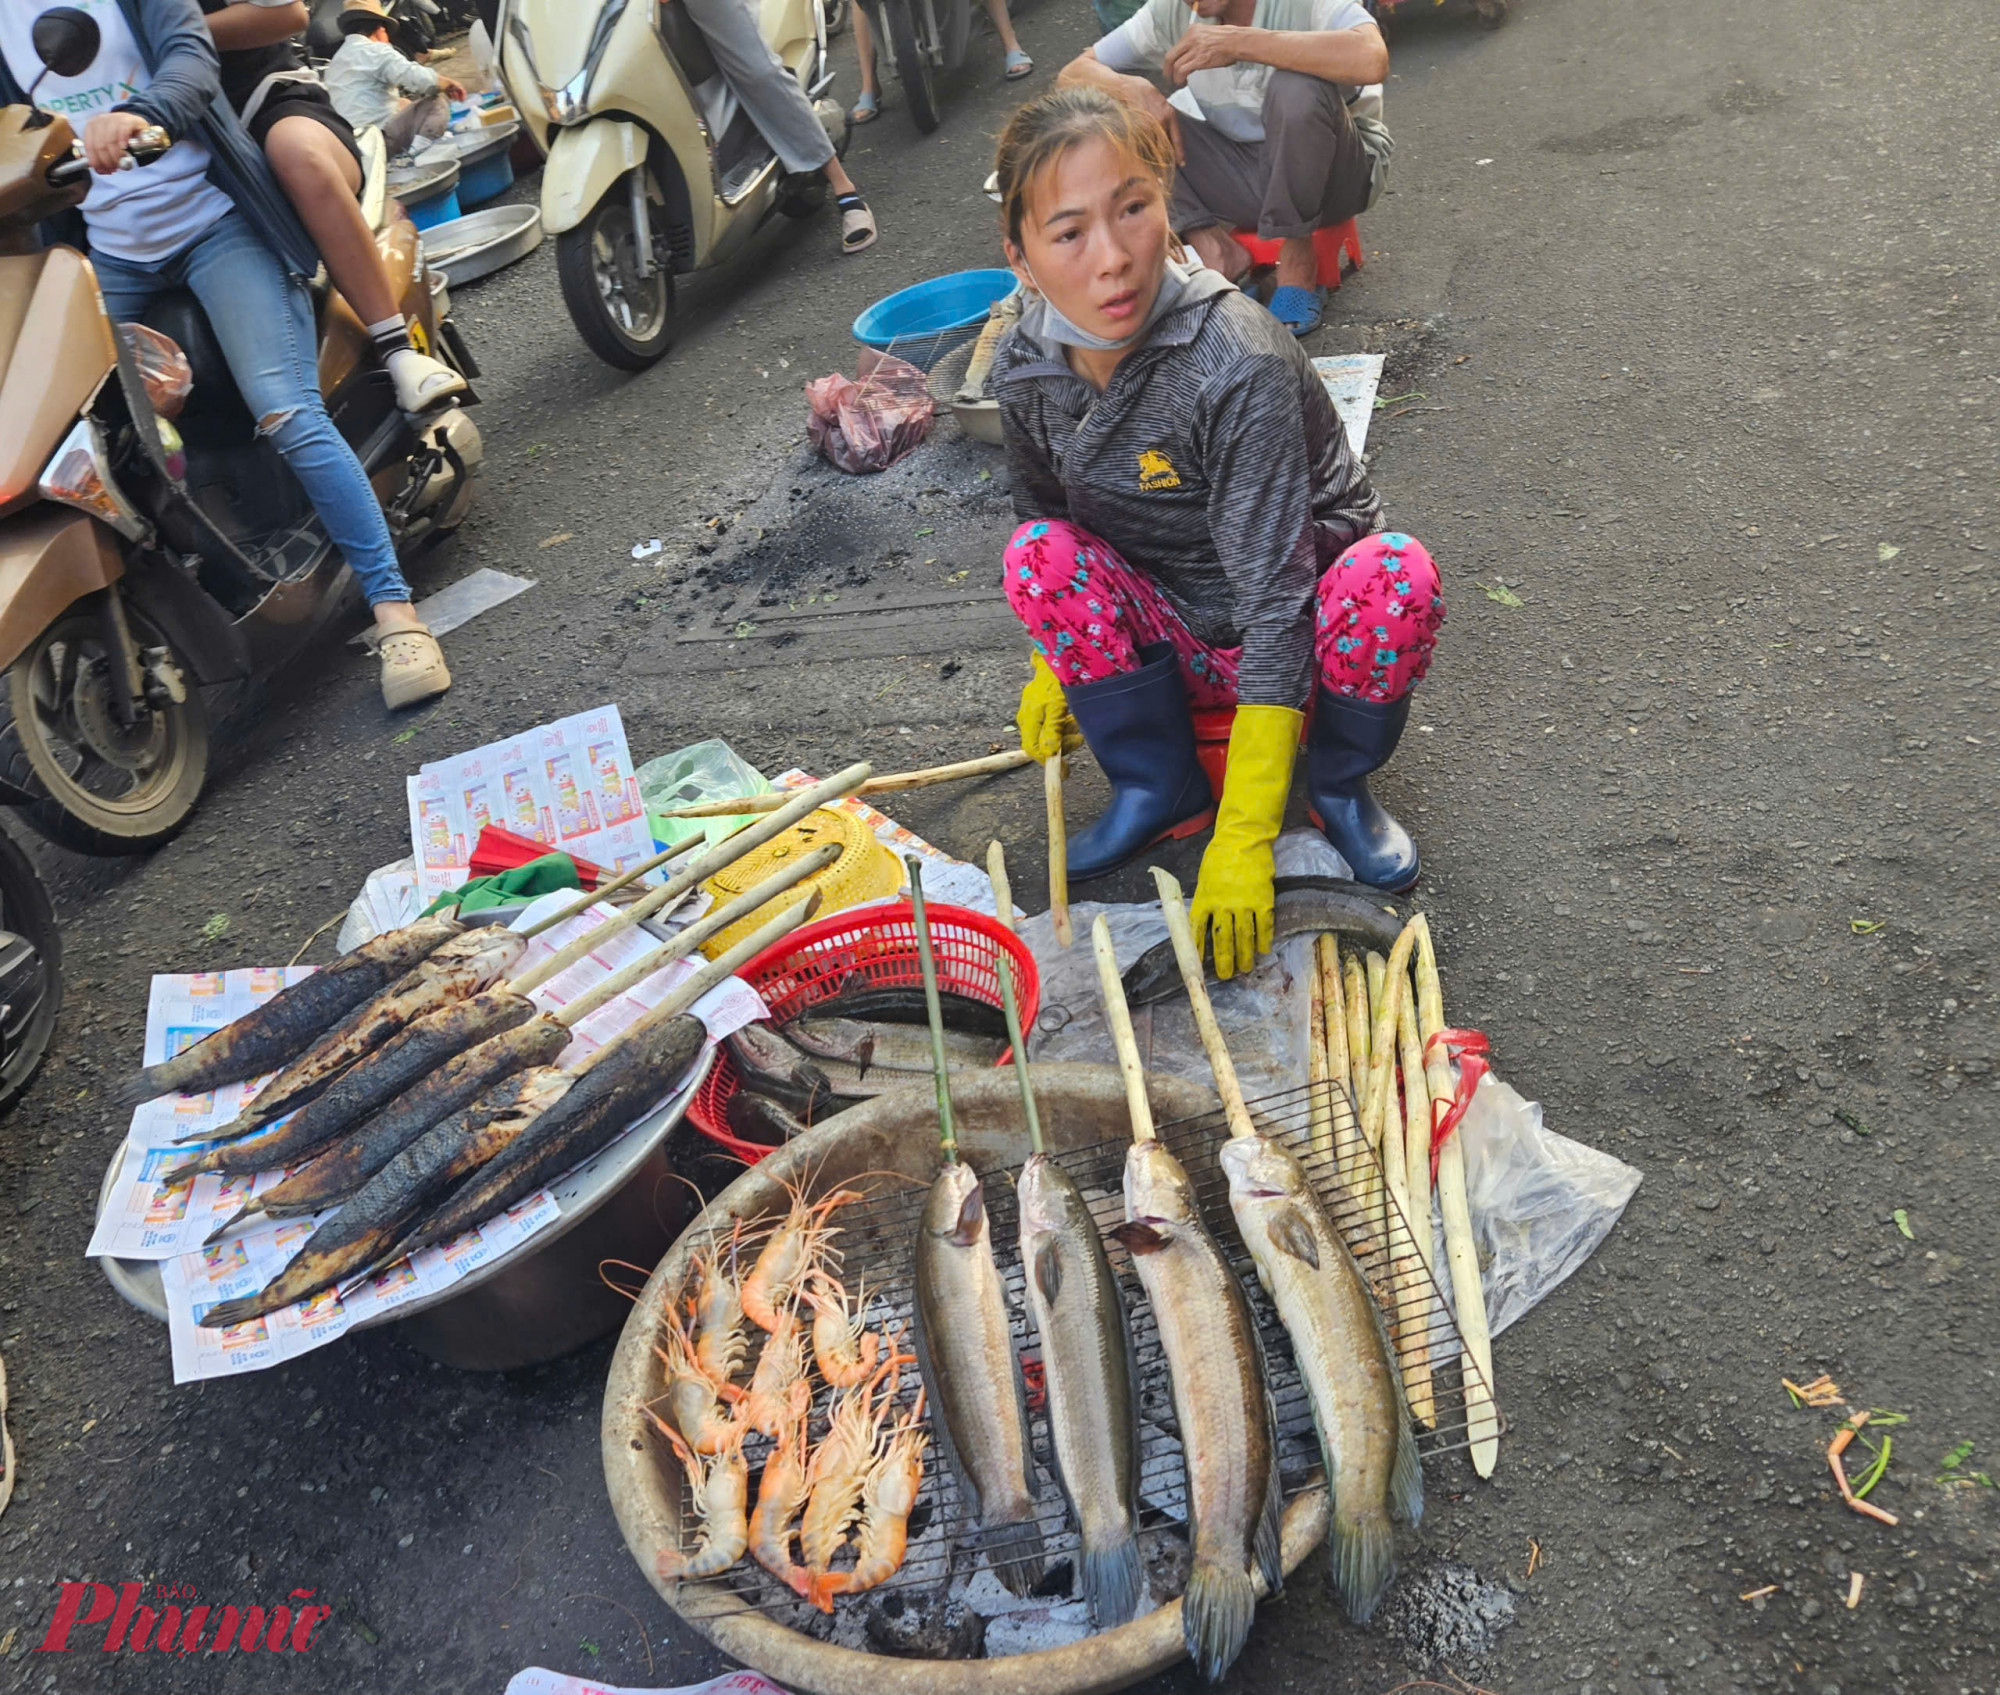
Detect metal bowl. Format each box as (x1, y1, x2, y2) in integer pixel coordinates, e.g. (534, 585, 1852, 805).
(927, 337, 1004, 447)
(420, 204, 544, 287)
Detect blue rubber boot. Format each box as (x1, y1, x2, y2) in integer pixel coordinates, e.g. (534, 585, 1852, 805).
(1063, 643, 1216, 882)
(1304, 688, 1421, 891)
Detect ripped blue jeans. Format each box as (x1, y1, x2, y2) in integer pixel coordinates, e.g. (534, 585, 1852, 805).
(91, 210, 410, 606)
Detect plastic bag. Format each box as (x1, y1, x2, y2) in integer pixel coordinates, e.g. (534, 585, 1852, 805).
(336, 856, 422, 951)
(805, 349, 934, 474)
(116, 322, 192, 420)
(636, 737, 771, 852)
(1432, 1072, 1642, 1343)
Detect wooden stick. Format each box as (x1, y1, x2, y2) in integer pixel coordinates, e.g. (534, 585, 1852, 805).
(907, 858, 958, 1164)
(553, 847, 839, 1027)
(1044, 755, 1072, 948)
(1412, 913, 1499, 1477)
(1092, 913, 1154, 1143)
(1306, 953, 1334, 1161)
(1362, 924, 1424, 1155)
(1151, 869, 1256, 1142)
(995, 951, 1043, 1157)
(518, 834, 703, 938)
(985, 840, 1014, 934)
(508, 877, 687, 996)
(649, 750, 1033, 819)
(1365, 947, 1412, 1360)
(1342, 950, 1379, 1236)
(1319, 937, 1360, 1186)
(511, 761, 870, 991)
(1395, 980, 1437, 1428)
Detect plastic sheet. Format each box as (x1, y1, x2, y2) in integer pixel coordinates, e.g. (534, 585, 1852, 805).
(116, 322, 191, 419)
(806, 349, 935, 474)
(637, 737, 771, 852)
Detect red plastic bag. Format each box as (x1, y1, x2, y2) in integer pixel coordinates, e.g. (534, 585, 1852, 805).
(116, 322, 192, 420)
(805, 349, 934, 474)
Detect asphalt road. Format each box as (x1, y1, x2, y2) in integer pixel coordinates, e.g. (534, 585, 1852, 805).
(4, 0, 1997, 1690)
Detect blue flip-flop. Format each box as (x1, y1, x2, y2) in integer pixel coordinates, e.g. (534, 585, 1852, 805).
(1267, 284, 1323, 337)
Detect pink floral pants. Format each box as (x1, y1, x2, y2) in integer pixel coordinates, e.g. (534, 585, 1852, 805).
(1004, 520, 1444, 706)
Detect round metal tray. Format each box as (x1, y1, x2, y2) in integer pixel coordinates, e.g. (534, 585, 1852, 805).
(452, 120, 520, 165)
(387, 152, 460, 199)
(420, 204, 544, 287)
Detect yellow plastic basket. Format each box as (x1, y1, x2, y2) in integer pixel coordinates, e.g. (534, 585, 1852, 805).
(697, 807, 902, 959)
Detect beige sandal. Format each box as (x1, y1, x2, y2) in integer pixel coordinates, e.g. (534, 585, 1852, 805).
(368, 622, 452, 710)
(840, 200, 878, 255)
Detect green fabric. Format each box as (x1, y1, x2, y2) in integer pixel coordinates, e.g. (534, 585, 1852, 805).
(421, 853, 583, 917)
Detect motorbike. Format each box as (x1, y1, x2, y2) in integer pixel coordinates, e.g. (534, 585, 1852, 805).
(870, 0, 971, 135)
(0, 9, 484, 856)
(0, 821, 58, 1114)
(497, 0, 849, 369)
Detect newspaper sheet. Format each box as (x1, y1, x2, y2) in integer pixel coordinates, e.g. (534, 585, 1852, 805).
(769, 769, 999, 915)
(408, 704, 654, 906)
(1311, 352, 1387, 456)
(506, 1672, 789, 1695)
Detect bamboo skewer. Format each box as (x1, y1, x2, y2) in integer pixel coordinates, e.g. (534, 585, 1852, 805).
(1412, 913, 1499, 1477)
(1150, 870, 1255, 1143)
(649, 750, 1032, 820)
(551, 847, 839, 1029)
(1342, 951, 1378, 1241)
(1044, 755, 1072, 947)
(995, 951, 1044, 1157)
(517, 835, 703, 938)
(1306, 954, 1334, 1161)
(1395, 981, 1438, 1428)
(985, 840, 1015, 934)
(907, 859, 958, 1164)
(1317, 936, 1355, 1175)
(508, 877, 689, 996)
(1363, 949, 1410, 1358)
(509, 762, 871, 992)
(1091, 915, 1155, 1142)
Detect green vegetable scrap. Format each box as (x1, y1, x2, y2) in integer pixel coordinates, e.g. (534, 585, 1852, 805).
(200, 914, 230, 943)
(1893, 1208, 1914, 1240)
(1478, 580, 1525, 608)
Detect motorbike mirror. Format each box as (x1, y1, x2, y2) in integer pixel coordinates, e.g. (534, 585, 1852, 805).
(31, 7, 101, 79)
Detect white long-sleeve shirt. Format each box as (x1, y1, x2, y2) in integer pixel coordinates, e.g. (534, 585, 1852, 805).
(323, 32, 437, 130)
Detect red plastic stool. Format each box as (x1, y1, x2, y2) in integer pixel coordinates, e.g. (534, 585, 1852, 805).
(1228, 218, 1364, 290)
(1190, 699, 1319, 799)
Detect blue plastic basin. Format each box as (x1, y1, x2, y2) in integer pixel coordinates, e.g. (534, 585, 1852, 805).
(852, 268, 1016, 368)
(405, 184, 462, 230)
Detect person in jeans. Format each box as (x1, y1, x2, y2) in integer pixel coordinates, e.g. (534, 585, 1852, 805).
(991, 89, 1443, 976)
(200, 0, 468, 412)
(0, 0, 451, 709)
(322, 4, 462, 156)
(1059, 0, 1391, 335)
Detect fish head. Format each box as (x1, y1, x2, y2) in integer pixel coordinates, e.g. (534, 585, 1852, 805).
(414, 914, 467, 946)
(923, 1160, 986, 1249)
(1119, 1140, 1198, 1242)
(1016, 1153, 1086, 1241)
(432, 926, 530, 981)
(1218, 1133, 1313, 1206)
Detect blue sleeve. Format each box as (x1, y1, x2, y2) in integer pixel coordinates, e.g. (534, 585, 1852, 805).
(116, 0, 224, 139)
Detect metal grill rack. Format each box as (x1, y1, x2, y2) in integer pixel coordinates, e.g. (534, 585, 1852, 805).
(665, 1077, 1501, 1630)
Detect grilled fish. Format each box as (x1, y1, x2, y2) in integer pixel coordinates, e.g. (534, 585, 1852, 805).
(199, 1010, 571, 1241)
(814, 982, 1011, 1041)
(1111, 1140, 1281, 1684)
(1221, 1134, 1420, 1622)
(726, 1024, 841, 1120)
(198, 1067, 574, 1330)
(1122, 878, 1411, 1005)
(181, 928, 526, 1145)
(913, 1160, 1045, 1596)
(779, 1015, 1007, 1078)
(1018, 1154, 1142, 1628)
(168, 989, 538, 1185)
(114, 916, 463, 1107)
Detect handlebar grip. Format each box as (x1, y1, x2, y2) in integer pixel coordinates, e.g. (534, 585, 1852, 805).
(116, 127, 172, 171)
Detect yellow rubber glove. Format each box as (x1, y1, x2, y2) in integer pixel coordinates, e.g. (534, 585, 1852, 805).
(1015, 651, 1081, 763)
(1189, 704, 1303, 980)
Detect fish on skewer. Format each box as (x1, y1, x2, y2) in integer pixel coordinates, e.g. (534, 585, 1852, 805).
(200, 1012, 572, 1240)
(178, 927, 526, 1146)
(777, 1015, 1007, 1078)
(113, 915, 465, 1108)
(167, 989, 539, 1186)
(1221, 1133, 1421, 1622)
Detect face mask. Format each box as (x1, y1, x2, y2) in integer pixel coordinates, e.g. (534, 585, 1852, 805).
(1021, 255, 1200, 353)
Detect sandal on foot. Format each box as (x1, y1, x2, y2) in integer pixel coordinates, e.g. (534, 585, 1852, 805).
(851, 89, 880, 123)
(367, 622, 452, 710)
(1003, 47, 1033, 78)
(1267, 283, 1324, 337)
(838, 195, 878, 254)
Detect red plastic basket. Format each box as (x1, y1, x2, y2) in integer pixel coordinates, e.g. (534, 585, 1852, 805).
(689, 901, 1040, 1165)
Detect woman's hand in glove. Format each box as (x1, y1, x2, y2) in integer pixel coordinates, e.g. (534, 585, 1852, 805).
(1015, 652, 1081, 763)
(1187, 704, 1302, 979)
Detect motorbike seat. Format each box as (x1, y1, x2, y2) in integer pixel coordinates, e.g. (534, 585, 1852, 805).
(657, 0, 721, 89)
(140, 293, 254, 433)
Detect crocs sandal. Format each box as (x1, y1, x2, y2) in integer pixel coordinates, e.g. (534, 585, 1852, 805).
(1004, 47, 1033, 78)
(838, 195, 878, 254)
(368, 622, 452, 711)
(851, 88, 880, 123)
(1267, 283, 1324, 337)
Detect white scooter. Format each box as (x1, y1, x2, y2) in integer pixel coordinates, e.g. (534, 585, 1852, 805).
(497, 0, 848, 368)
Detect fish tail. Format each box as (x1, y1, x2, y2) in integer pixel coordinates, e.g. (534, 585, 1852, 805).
(1079, 1528, 1145, 1630)
(198, 1290, 278, 1330)
(1255, 1442, 1285, 1598)
(160, 1153, 211, 1187)
(113, 1066, 172, 1108)
(975, 1515, 1047, 1597)
(1328, 1504, 1396, 1624)
(1182, 1560, 1256, 1684)
(202, 1201, 260, 1247)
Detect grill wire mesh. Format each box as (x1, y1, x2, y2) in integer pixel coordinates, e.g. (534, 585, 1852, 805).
(665, 1076, 1502, 1630)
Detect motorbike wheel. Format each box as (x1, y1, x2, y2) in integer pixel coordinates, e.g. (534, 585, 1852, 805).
(556, 179, 678, 371)
(878, 0, 940, 134)
(823, 0, 849, 35)
(0, 606, 210, 857)
(0, 823, 60, 1114)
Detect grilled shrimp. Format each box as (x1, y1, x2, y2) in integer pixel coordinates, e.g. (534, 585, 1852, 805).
(689, 1223, 749, 1392)
(656, 1424, 749, 1583)
(743, 1298, 811, 1440)
(802, 1270, 880, 1389)
(808, 1388, 929, 1609)
(747, 1417, 814, 1601)
(654, 1302, 744, 1455)
(740, 1183, 864, 1332)
(800, 1342, 908, 1575)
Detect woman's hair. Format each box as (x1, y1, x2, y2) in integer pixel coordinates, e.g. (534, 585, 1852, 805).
(994, 86, 1175, 250)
